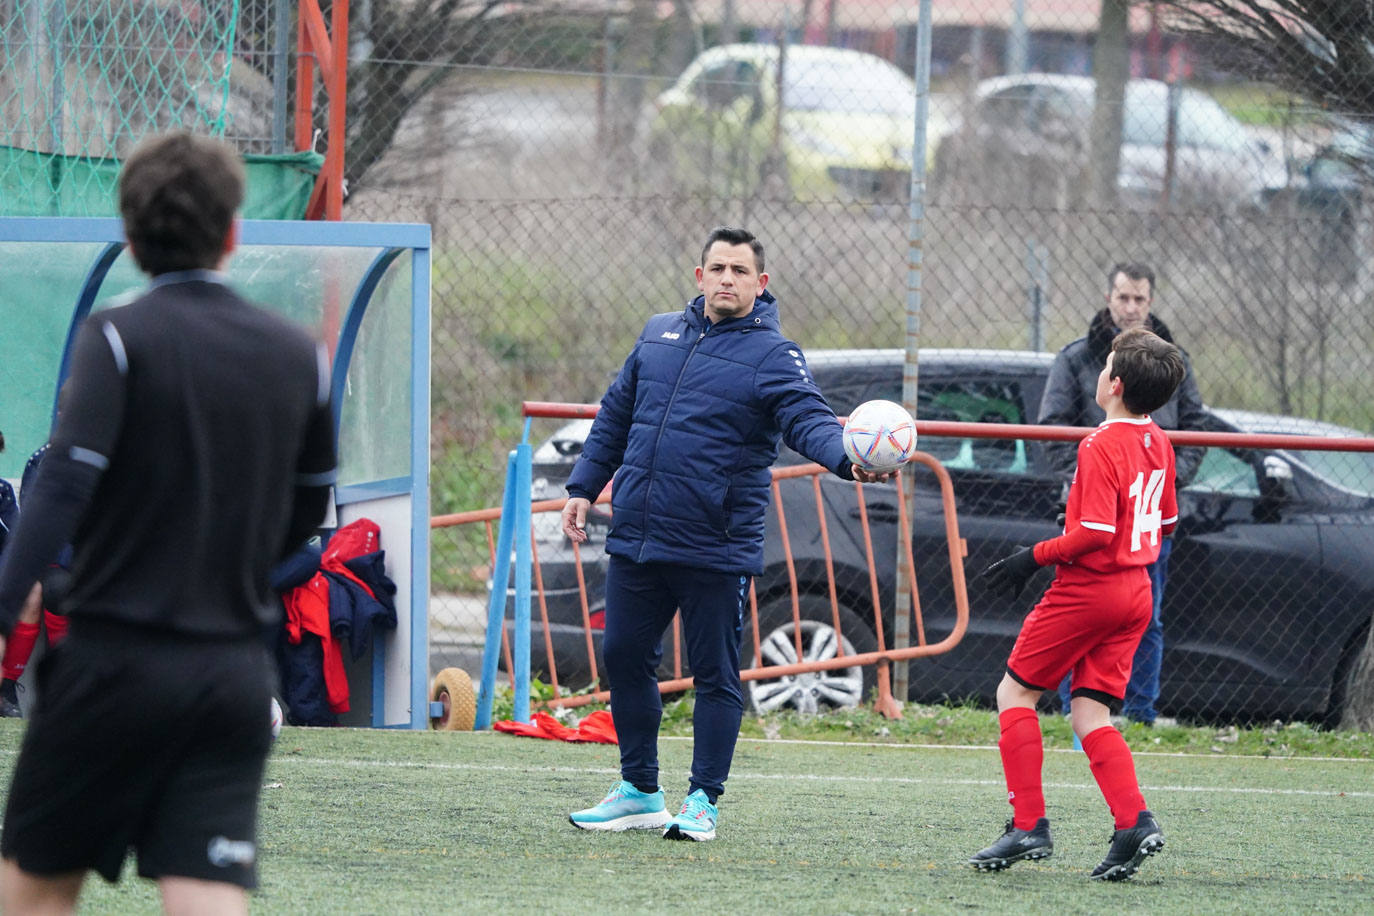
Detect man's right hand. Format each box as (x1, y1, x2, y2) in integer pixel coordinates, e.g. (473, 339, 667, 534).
(561, 496, 592, 544)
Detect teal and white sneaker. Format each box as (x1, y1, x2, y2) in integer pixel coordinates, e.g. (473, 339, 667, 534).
(663, 789, 717, 841)
(569, 780, 671, 831)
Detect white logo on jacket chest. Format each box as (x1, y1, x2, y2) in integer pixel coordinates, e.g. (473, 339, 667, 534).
(660, 331, 681, 340)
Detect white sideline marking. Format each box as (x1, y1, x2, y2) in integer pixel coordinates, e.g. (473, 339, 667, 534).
(711, 735, 1374, 764)
(264, 756, 1374, 799)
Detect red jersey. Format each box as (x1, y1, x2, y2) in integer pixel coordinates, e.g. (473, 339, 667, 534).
(1034, 416, 1178, 574)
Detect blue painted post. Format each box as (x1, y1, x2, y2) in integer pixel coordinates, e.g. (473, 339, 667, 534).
(511, 441, 533, 723)
(475, 451, 520, 729)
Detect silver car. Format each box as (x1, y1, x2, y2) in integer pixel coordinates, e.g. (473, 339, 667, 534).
(933, 74, 1288, 210)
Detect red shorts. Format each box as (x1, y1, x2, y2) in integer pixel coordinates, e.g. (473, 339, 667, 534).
(1006, 564, 1151, 704)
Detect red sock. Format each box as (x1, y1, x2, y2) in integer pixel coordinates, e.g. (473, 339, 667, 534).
(1082, 725, 1147, 828)
(998, 707, 1045, 830)
(1, 621, 40, 681)
(43, 610, 69, 646)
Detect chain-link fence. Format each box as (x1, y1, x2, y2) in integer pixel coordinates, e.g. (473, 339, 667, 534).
(4, 0, 1373, 724)
(380, 0, 1374, 726)
(0, 0, 291, 212)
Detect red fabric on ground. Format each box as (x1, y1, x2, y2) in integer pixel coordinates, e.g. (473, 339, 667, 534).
(493, 710, 618, 744)
(573, 710, 617, 744)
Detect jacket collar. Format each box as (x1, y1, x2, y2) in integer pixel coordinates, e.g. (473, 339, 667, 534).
(686, 288, 781, 331)
(1086, 307, 1177, 364)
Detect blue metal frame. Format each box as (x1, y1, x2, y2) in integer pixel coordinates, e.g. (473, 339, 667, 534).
(0, 216, 432, 730)
(55, 240, 124, 418)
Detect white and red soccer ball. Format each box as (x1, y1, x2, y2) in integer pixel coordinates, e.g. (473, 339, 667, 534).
(842, 399, 918, 473)
(269, 696, 284, 740)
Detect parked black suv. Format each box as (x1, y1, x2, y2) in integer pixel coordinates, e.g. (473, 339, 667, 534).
(521, 349, 1374, 724)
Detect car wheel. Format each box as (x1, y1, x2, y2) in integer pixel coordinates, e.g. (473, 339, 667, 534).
(1322, 623, 1371, 730)
(742, 594, 877, 714)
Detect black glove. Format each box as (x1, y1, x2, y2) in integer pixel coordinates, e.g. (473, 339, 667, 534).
(980, 546, 1041, 600)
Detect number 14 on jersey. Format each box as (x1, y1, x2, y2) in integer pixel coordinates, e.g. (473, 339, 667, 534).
(1128, 469, 1166, 552)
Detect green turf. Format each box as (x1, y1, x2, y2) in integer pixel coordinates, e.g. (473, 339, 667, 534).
(2, 718, 1370, 914)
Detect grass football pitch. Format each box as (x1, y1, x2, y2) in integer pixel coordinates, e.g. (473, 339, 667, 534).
(3, 720, 1370, 914)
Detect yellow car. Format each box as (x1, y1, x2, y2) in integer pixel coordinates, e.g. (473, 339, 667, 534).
(642, 43, 939, 202)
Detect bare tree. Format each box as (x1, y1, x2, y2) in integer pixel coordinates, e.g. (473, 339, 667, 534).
(1156, 1, 1374, 117)
(336, 0, 533, 187)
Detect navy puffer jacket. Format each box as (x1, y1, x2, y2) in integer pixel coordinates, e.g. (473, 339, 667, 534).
(565, 290, 852, 576)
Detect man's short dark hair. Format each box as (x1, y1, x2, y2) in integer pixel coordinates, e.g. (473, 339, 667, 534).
(1107, 261, 1155, 296)
(701, 226, 765, 273)
(1111, 327, 1185, 415)
(118, 131, 245, 277)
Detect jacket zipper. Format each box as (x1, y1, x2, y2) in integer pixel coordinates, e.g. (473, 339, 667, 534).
(638, 324, 710, 562)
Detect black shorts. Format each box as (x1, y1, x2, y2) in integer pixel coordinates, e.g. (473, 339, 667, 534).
(1, 619, 274, 887)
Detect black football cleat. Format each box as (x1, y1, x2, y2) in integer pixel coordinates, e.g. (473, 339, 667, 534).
(1091, 809, 1165, 881)
(969, 817, 1054, 871)
(0, 678, 21, 718)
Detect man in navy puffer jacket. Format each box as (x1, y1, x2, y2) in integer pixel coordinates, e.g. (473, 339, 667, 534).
(561, 226, 891, 841)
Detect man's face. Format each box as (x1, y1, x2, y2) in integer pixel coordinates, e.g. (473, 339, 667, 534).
(1106, 272, 1152, 332)
(696, 241, 767, 324)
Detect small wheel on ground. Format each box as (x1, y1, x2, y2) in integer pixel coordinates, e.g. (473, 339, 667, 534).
(430, 667, 476, 731)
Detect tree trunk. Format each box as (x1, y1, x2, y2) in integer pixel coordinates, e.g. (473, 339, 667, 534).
(605, 0, 656, 186)
(1339, 623, 1374, 731)
(1088, 0, 1129, 208)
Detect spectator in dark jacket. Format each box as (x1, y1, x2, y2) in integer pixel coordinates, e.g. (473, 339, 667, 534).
(1038, 262, 1207, 726)
(560, 226, 891, 841)
(0, 444, 72, 718)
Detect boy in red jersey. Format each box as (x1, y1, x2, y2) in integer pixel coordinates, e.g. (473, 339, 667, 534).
(969, 327, 1186, 881)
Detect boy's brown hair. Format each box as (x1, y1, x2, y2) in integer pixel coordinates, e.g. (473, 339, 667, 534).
(1110, 327, 1185, 415)
(118, 131, 244, 277)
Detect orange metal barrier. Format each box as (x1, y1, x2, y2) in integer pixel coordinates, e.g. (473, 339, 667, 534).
(436, 401, 1374, 719)
(431, 451, 970, 718)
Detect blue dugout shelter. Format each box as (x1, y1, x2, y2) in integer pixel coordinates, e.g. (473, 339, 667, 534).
(0, 217, 432, 729)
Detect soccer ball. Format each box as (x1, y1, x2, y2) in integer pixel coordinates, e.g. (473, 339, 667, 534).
(269, 696, 284, 740)
(842, 399, 918, 473)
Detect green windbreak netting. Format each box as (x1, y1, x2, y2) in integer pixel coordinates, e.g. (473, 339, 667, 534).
(0, 147, 324, 219)
(1, 0, 317, 217)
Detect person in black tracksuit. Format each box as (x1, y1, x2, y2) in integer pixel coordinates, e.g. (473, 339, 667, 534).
(0, 132, 335, 913)
(561, 227, 892, 841)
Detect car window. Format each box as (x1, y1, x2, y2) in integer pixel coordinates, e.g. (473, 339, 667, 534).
(782, 56, 914, 116)
(979, 86, 1032, 130)
(1031, 87, 1083, 139)
(780, 54, 917, 115)
(1287, 448, 1374, 499)
(1122, 90, 1167, 148)
(864, 378, 1031, 474)
(692, 61, 759, 111)
(1186, 448, 1259, 497)
(1122, 86, 1248, 153)
(1309, 152, 1358, 186)
(1176, 92, 1248, 152)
